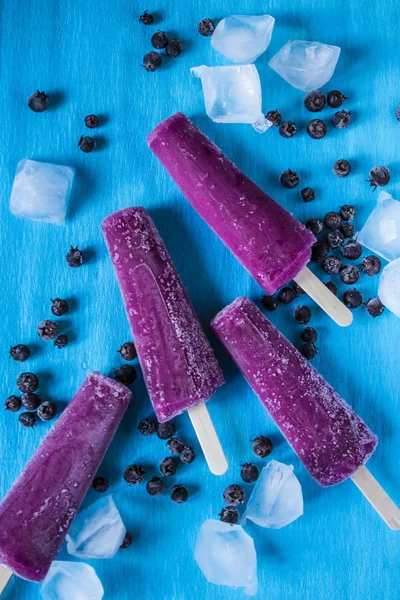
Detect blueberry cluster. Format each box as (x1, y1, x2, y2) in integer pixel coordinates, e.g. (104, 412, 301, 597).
(139, 11, 184, 72)
(5, 372, 57, 427)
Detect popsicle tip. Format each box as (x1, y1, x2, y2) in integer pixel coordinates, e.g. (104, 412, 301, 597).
(146, 112, 189, 147)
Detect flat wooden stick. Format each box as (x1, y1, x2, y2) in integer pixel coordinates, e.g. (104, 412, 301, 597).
(294, 266, 353, 327)
(0, 567, 12, 594)
(351, 465, 400, 530)
(188, 403, 228, 476)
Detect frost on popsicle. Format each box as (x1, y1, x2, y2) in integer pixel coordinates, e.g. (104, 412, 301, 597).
(243, 460, 303, 529)
(378, 258, 400, 318)
(191, 65, 272, 133)
(194, 519, 258, 596)
(358, 191, 400, 262)
(211, 15, 275, 64)
(66, 495, 126, 559)
(40, 561, 104, 600)
(269, 40, 341, 91)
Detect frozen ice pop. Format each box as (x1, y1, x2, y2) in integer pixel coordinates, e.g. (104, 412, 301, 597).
(101, 207, 227, 475)
(0, 372, 131, 582)
(147, 112, 352, 327)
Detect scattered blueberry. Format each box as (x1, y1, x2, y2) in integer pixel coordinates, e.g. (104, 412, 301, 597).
(278, 287, 297, 304)
(325, 281, 337, 295)
(311, 239, 329, 263)
(118, 342, 137, 361)
(343, 289, 363, 309)
(78, 135, 95, 153)
(301, 327, 317, 344)
(322, 256, 342, 275)
(265, 110, 281, 126)
(364, 298, 385, 318)
(139, 10, 154, 25)
(340, 265, 360, 285)
(21, 393, 41, 411)
(396, 106, 400, 121)
(17, 372, 39, 393)
(261, 295, 279, 311)
(252, 435, 273, 458)
(120, 532, 133, 549)
(85, 114, 99, 129)
(332, 110, 351, 129)
(341, 222, 355, 238)
(294, 305, 311, 324)
(165, 39, 183, 58)
(306, 218, 324, 236)
(114, 365, 137, 385)
(156, 421, 176, 439)
(368, 166, 390, 190)
(333, 159, 351, 178)
(171, 484, 189, 504)
(167, 437, 185, 455)
(327, 90, 347, 108)
(9, 344, 30, 362)
(304, 90, 326, 112)
(326, 229, 344, 249)
(240, 463, 259, 483)
(301, 187, 315, 203)
(299, 343, 318, 360)
(341, 240, 362, 260)
(143, 51, 162, 72)
(54, 334, 68, 349)
(307, 119, 327, 139)
(51, 298, 69, 317)
(19, 412, 36, 428)
(219, 506, 239, 524)
(180, 445, 195, 464)
(360, 255, 381, 276)
(223, 484, 245, 506)
(198, 18, 215, 36)
(28, 91, 49, 112)
(292, 281, 305, 295)
(279, 121, 297, 138)
(37, 319, 59, 341)
(92, 476, 109, 493)
(339, 204, 356, 221)
(5, 395, 21, 412)
(324, 211, 341, 229)
(124, 464, 145, 485)
(279, 169, 299, 189)
(37, 401, 57, 421)
(151, 31, 168, 49)
(66, 246, 84, 268)
(160, 456, 179, 477)
(138, 418, 156, 436)
(146, 477, 164, 496)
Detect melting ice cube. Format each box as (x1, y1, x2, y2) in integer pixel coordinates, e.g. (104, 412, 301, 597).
(194, 519, 258, 596)
(191, 65, 271, 132)
(269, 40, 341, 91)
(40, 561, 104, 600)
(358, 191, 400, 262)
(66, 495, 126, 559)
(9, 159, 74, 225)
(243, 460, 303, 529)
(378, 258, 400, 318)
(211, 15, 275, 64)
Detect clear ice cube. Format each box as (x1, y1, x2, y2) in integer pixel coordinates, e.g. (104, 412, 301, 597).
(194, 520, 258, 596)
(9, 159, 74, 225)
(211, 15, 275, 64)
(378, 258, 400, 318)
(268, 40, 341, 91)
(40, 561, 104, 600)
(243, 460, 303, 529)
(66, 495, 126, 559)
(358, 191, 400, 262)
(191, 65, 271, 132)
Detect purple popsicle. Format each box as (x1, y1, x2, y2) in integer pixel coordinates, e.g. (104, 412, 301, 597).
(0, 372, 131, 582)
(101, 207, 224, 423)
(211, 297, 378, 486)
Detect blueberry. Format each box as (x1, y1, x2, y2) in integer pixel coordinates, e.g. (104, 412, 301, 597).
(138, 418, 156, 436)
(299, 343, 318, 360)
(78, 136, 95, 153)
(332, 110, 351, 129)
(333, 159, 351, 178)
(165, 39, 183, 58)
(171, 484, 189, 504)
(261, 295, 279, 311)
(368, 166, 390, 190)
(146, 477, 164, 496)
(66, 246, 84, 268)
(92, 476, 108, 493)
(180, 446, 195, 464)
(341, 222, 355, 238)
(324, 211, 341, 229)
(198, 18, 215, 36)
(279, 169, 299, 189)
(219, 506, 239, 524)
(118, 342, 137, 361)
(240, 463, 259, 483)
(156, 421, 176, 439)
(325, 281, 337, 296)
(51, 298, 69, 317)
(301, 187, 315, 202)
(139, 10, 154, 25)
(120, 532, 133, 548)
(307, 119, 327, 139)
(339, 204, 356, 221)
(343, 289, 363, 309)
(21, 393, 41, 411)
(151, 31, 169, 49)
(167, 437, 185, 455)
(327, 90, 347, 108)
(143, 51, 162, 72)
(360, 255, 381, 276)
(322, 256, 342, 275)
(279, 121, 297, 138)
(311, 239, 329, 263)
(85, 114, 99, 129)
(326, 229, 344, 249)
(364, 298, 385, 318)
(113, 365, 137, 385)
(304, 90, 326, 112)
(278, 287, 297, 304)
(37, 401, 57, 421)
(396, 106, 400, 121)
(294, 305, 311, 324)
(160, 456, 179, 477)
(17, 372, 39, 393)
(252, 435, 273, 458)
(292, 281, 305, 295)
(124, 464, 145, 485)
(301, 326, 317, 343)
(19, 412, 36, 428)
(5, 395, 21, 412)
(265, 110, 281, 126)
(223, 484, 245, 506)
(37, 319, 59, 341)
(340, 265, 360, 285)
(9, 344, 30, 362)
(28, 91, 49, 112)
(306, 218, 324, 236)
(341, 240, 362, 260)
(54, 334, 68, 349)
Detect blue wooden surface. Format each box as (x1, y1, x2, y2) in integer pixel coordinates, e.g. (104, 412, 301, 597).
(1, 1, 400, 598)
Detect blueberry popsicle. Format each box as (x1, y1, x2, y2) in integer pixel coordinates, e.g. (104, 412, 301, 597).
(212, 297, 400, 528)
(0, 372, 131, 583)
(147, 112, 352, 327)
(101, 207, 227, 475)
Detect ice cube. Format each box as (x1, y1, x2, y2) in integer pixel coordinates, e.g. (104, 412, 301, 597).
(378, 258, 400, 317)
(358, 191, 400, 261)
(66, 495, 126, 559)
(194, 519, 257, 596)
(211, 15, 275, 64)
(243, 460, 303, 529)
(40, 561, 104, 600)
(191, 65, 271, 132)
(9, 159, 74, 225)
(269, 40, 341, 91)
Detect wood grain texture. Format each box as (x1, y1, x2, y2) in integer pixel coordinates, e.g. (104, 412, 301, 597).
(1, 0, 400, 598)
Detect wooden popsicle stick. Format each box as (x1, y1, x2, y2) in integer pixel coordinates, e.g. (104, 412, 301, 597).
(294, 266, 353, 327)
(188, 403, 228, 476)
(0, 567, 12, 594)
(350, 466, 400, 530)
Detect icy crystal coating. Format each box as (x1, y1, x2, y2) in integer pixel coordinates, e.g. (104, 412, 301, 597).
(269, 40, 341, 91)
(194, 520, 258, 596)
(212, 297, 378, 486)
(243, 460, 303, 528)
(378, 258, 400, 318)
(9, 159, 74, 225)
(40, 561, 104, 600)
(102, 207, 224, 422)
(358, 191, 400, 262)
(66, 495, 126, 559)
(211, 15, 275, 64)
